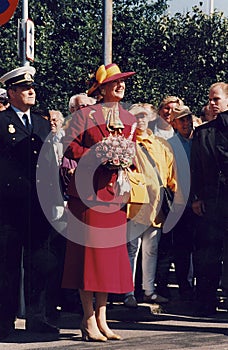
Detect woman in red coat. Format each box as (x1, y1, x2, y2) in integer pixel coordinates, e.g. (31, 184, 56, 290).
(62, 63, 136, 341)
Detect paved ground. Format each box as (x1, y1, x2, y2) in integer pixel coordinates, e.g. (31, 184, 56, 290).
(0, 294, 227, 350)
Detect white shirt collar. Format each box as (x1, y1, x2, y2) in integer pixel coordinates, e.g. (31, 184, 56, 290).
(11, 105, 31, 124)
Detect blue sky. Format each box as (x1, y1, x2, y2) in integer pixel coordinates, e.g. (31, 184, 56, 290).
(167, 0, 228, 16)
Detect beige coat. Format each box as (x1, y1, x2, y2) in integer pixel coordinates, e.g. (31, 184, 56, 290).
(128, 129, 177, 227)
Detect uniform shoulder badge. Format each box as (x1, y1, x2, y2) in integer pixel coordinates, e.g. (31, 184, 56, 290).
(8, 124, 16, 133)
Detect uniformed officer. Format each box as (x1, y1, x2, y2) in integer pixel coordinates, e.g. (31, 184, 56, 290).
(0, 66, 60, 339)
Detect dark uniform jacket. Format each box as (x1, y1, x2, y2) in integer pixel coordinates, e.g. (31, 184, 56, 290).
(0, 106, 61, 243)
(190, 110, 228, 228)
(0, 107, 50, 197)
(0, 107, 64, 324)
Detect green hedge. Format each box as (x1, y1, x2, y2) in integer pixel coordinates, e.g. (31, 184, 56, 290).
(0, 0, 227, 116)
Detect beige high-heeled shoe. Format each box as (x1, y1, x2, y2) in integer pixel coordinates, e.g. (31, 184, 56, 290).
(80, 323, 107, 342)
(98, 327, 122, 340)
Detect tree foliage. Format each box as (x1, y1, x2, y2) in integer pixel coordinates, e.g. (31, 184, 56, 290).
(0, 0, 227, 116)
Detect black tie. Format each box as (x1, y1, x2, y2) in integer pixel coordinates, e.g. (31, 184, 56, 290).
(22, 114, 32, 133)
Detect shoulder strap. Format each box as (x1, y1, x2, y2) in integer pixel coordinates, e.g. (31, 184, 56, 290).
(139, 143, 164, 187)
(128, 122, 137, 141)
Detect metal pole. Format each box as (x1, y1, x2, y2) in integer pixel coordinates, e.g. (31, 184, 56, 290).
(22, 0, 29, 66)
(18, 0, 29, 322)
(103, 0, 112, 65)
(210, 0, 214, 15)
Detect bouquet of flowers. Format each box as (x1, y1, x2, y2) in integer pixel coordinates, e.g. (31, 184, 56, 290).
(95, 133, 136, 169)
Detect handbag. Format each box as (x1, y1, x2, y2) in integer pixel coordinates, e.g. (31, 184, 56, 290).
(139, 144, 174, 217)
(160, 186, 174, 217)
(59, 156, 77, 199)
(127, 169, 149, 204)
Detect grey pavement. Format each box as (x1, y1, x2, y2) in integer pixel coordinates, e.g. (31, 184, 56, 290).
(0, 297, 227, 350)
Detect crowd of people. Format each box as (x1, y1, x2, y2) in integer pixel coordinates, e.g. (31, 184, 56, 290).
(0, 63, 227, 342)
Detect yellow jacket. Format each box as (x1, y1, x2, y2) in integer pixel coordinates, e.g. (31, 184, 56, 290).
(128, 129, 177, 227)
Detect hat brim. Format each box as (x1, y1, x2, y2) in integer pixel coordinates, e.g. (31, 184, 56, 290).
(102, 71, 135, 84)
(15, 81, 37, 86)
(87, 71, 135, 96)
(175, 113, 192, 119)
(8, 81, 37, 89)
(87, 82, 100, 97)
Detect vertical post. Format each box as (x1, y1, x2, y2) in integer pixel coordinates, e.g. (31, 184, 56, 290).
(209, 0, 214, 15)
(22, 0, 29, 66)
(103, 0, 112, 65)
(18, 0, 29, 322)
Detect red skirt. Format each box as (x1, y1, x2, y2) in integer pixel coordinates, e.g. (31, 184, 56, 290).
(62, 197, 133, 293)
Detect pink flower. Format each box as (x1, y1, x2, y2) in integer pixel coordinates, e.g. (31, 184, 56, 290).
(101, 157, 108, 163)
(103, 145, 108, 152)
(106, 151, 113, 159)
(115, 147, 122, 155)
(113, 157, 120, 166)
(95, 133, 135, 169)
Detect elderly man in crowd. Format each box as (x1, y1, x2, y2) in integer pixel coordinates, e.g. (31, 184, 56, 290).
(169, 105, 195, 301)
(64, 93, 96, 127)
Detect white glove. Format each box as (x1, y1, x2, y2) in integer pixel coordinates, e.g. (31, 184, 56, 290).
(52, 206, 65, 221)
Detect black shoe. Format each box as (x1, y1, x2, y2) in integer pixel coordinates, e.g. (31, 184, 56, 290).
(46, 308, 61, 326)
(0, 323, 14, 341)
(180, 288, 194, 301)
(143, 293, 169, 304)
(156, 286, 170, 299)
(195, 303, 217, 317)
(26, 320, 59, 334)
(124, 295, 138, 308)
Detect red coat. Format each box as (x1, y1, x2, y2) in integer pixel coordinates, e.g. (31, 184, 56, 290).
(62, 103, 136, 293)
(64, 103, 136, 202)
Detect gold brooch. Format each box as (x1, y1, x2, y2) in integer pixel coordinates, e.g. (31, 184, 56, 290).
(8, 124, 16, 133)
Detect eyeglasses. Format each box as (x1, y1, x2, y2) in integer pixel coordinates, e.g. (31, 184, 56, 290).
(136, 114, 146, 119)
(77, 104, 87, 110)
(70, 104, 89, 111)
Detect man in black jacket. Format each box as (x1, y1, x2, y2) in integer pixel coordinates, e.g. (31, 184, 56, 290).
(0, 66, 61, 339)
(191, 82, 228, 316)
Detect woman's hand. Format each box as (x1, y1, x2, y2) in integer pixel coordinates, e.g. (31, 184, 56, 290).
(68, 168, 75, 175)
(192, 200, 205, 216)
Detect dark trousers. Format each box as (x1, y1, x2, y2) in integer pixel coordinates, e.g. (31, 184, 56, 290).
(0, 224, 21, 324)
(193, 217, 223, 305)
(172, 207, 195, 293)
(222, 232, 228, 292)
(0, 200, 65, 326)
(155, 208, 195, 297)
(155, 231, 174, 297)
